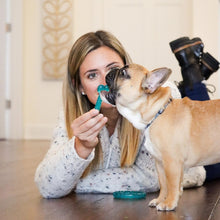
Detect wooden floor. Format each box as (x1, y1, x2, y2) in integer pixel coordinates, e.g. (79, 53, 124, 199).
(0, 140, 219, 220)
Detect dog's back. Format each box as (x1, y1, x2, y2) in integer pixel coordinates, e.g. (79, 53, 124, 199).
(182, 97, 220, 166)
(150, 97, 220, 168)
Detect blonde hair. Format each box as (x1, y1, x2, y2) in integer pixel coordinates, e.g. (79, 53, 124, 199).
(63, 30, 141, 175)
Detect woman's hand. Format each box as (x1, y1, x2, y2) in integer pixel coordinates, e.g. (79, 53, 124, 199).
(71, 109, 108, 159)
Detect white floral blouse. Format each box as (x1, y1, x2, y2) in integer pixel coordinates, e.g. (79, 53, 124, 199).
(34, 82, 206, 198)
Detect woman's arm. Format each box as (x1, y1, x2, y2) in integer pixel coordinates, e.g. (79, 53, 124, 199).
(163, 81, 181, 99)
(34, 111, 95, 198)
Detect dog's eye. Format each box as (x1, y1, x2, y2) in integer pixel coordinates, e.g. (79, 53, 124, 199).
(119, 69, 130, 79)
(121, 69, 127, 76)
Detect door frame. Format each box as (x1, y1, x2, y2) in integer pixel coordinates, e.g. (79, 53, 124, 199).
(2, 0, 24, 139)
(0, 0, 7, 139)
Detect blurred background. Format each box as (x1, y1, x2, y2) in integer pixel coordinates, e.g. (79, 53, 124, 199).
(0, 0, 219, 140)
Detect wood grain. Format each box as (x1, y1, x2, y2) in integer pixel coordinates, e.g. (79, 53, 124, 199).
(0, 140, 219, 220)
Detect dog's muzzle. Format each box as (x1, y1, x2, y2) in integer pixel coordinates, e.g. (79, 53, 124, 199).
(102, 68, 119, 105)
(101, 65, 129, 105)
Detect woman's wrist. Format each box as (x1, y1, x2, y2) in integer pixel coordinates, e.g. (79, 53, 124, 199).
(74, 137, 94, 159)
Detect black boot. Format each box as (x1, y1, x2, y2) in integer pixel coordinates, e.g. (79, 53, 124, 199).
(170, 37, 204, 63)
(189, 38, 219, 79)
(190, 37, 204, 60)
(200, 52, 220, 80)
(169, 38, 204, 95)
(190, 39, 219, 79)
(170, 37, 219, 80)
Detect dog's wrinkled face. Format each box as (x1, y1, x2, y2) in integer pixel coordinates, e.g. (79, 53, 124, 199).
(101, 65, 130, 105)
(101, 64, 148, 106)
(101, 63, 171, 129)
(101, 63, 171, 106)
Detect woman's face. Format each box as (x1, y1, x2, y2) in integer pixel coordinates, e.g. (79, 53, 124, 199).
(79, 46, 124, 109)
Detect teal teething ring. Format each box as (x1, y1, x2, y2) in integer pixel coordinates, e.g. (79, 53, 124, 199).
(113, 191, 146, 200)
(95, 85, 109, 111)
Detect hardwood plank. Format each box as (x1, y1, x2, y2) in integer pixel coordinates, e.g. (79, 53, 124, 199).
(210, 193, 220, 220)
(0, 140, 219, 220)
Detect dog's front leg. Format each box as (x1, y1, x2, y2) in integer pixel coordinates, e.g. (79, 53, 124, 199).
(149, 161, 167, 207)
(156, 159, 183, 211)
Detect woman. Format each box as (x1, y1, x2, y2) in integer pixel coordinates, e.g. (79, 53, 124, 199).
(35, 30, 205, 198)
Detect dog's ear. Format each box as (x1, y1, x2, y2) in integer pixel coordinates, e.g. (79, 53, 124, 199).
(141, 67, 171, 93)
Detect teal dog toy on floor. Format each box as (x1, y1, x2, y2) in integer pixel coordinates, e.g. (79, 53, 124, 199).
(95, 85, 109, 111)
(113, 191, 146, 200)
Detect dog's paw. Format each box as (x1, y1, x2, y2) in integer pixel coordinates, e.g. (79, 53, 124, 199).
(149, 198, 159, 207)
(156, 201, 177, 211)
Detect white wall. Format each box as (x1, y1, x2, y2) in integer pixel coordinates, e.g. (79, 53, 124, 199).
(192, 0, 220, 99)
(20, 0, 220, 139)
(23, 0, 63, 139)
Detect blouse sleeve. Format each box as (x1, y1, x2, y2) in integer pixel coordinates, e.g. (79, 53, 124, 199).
(34, 111, 95, 198)
(163, 81, 181, 99)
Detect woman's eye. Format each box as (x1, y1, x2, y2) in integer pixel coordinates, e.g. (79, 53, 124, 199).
(87, 72, 97, 79)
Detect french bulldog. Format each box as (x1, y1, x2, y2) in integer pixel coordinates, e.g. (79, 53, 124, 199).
(101, 64, 220, 211)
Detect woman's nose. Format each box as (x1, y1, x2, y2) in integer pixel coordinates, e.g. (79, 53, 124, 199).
(100, 73, 107, 85)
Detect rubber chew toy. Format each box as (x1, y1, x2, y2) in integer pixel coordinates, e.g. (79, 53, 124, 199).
(113, 191, 146, 200)
(95, 85, 109, 111)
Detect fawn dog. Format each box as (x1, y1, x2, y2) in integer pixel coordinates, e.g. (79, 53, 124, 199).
(101, 64, 220, 211)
